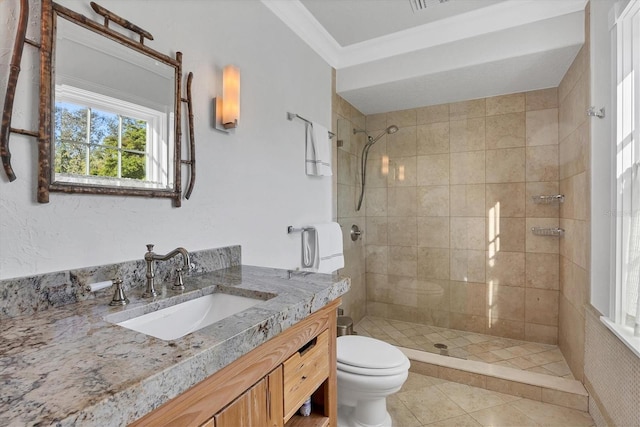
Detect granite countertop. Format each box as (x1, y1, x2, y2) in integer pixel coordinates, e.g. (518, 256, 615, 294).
(0, 265, 350, 426)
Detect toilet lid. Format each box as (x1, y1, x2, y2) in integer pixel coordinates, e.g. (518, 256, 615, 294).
(337, 335, 408, 370)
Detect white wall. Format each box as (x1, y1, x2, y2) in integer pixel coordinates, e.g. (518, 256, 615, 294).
(0, 0, 332, 279)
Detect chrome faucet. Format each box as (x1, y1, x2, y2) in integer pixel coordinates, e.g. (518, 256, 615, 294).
(143, 244, 191, 298)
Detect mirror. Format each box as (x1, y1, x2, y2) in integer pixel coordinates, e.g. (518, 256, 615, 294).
(36, 0, 194, 206)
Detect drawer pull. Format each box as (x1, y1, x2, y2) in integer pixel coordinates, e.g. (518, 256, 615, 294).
(298, 337, 317, 356)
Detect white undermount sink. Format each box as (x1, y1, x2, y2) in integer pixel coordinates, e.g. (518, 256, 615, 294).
(116, 293, 263, 340)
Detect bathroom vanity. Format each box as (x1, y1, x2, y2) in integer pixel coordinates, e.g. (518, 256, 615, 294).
(0, 263, 349, 426)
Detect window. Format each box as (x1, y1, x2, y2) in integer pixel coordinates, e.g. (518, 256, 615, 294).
(54, 85, 172, 189)
(604, 0, 640, 356)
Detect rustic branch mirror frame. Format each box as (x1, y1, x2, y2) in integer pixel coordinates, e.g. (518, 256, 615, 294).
(1, 0, 195, 207)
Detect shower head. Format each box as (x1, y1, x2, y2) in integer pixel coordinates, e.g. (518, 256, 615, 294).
(367, 124, 399, 145)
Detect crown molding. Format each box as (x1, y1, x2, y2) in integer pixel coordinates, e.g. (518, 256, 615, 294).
(262, 0, 588, 69)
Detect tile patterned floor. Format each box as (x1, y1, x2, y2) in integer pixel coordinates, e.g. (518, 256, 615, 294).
(388, 372, 595, 426)
(355, 316, 575, 379)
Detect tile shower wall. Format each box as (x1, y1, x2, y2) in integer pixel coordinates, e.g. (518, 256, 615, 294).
(363, 91, 561, 343)
(334, 91, 367, 323)
(558, 5, 590, 381)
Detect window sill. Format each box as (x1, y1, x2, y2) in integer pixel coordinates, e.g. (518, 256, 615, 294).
(600, 317, 640, 359)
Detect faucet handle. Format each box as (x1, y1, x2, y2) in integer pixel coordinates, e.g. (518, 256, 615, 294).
(146, 244, 155, 252)
(109, 278, 130, 306)
(172, 268, 186, 291)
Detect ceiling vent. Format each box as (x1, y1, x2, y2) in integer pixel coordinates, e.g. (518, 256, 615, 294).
(410, 0, 450, 13)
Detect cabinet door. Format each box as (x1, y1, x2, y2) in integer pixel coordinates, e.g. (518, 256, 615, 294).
(212, 366, 283, 427)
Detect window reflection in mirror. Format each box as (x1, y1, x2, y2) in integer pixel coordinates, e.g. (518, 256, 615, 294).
(53, 15, 175, 190)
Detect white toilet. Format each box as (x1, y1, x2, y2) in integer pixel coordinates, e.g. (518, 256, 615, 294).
(336, 335, 410, 427)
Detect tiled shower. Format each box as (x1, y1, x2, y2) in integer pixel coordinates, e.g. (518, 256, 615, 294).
(336, 89, 565, 346)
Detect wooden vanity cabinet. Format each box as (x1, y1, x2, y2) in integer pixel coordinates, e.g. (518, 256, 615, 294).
(130, 298, 340, 427)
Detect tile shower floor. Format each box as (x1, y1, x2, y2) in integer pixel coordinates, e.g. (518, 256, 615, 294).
(355, 316, 574, 379)
(388, 372, 595, 426)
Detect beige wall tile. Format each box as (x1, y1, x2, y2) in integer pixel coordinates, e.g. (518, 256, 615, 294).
(366, 113, 387, 131)
(417, 103, 449, 125)
(559, 46, 587, 103)
(337, 149, 356, 186)
(559, 72, 588, 141)
(559, 121, 588, 180)
(366, 273, 390, 303)
(485, 377, 542, 400)
(450, 312, 487, 334)
(388, 108, 417, 128)
(526, 145, 559, 182)
(388, 187, 417, 217)
(541, 389, 588, 412)
(526, 88, 559, 111)
(486, 148, 525, 183)
(450, 151, 485, 184)
(388, 246, 418, 277)
(365, 216, 388, 245)
(418, 185, 450, 217)
(558, 296, 585, 380)
(450, 250, 486, 282)
(450, 184, 486, 217)
(526, 252, 559, 290)
(560, 258, 587, 317)
(526, 108, 558, 146)
(438, 367, 487, 389)
(486, 113, 525, 149)
(451, 217, 486, 250)
(409, 360, 440, 377)
(525, 288, 559, 326)
(417, 279, 450, 309)
(490, 285, 525, 321)
(486, 183, 526, 217)
(417, 122, 450, 155)
(338, 183, 358, 218)
(525, 323, 558, 344)
(417, 217, 450, 248)
(418, 247, 450, 279)
(450, 118, 486, 152)
(388, 126, 417, 158)
(450, 281, 487, 316)
(366, 245, 388, 274)
(487, 251, 525, 287)
(450, 99, 486, 120)
(486, 318, 525, 340)
(366, 144, 390, 188)
(388, 156, 417, 187)
(526, 182, 561, 218)
(365, 187, 387, 216)
(389, 216, 418, 246)
(417, 154, 450, 186)
(486, 93, 525, 115)
(526, 218, 560, 253)
(491, 217, 525, 253)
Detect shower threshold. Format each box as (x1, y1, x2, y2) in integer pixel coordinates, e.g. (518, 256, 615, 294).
(354, 316, 589, 412)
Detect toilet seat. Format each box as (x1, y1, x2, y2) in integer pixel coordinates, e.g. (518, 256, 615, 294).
(337, 335, 410, 376)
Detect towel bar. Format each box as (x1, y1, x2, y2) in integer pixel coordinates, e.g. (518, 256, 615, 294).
(287, 226, 313, 234)
(287, 112, 335, 138)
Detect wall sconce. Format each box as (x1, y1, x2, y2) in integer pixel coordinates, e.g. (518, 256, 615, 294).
(214, 65, 240, 132)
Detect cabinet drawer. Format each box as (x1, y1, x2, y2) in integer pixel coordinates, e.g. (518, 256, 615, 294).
(282, 329, 330, 420)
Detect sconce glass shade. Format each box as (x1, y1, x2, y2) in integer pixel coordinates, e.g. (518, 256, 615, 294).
(214, 65, 240, 132)
(222, 65, 240, 129)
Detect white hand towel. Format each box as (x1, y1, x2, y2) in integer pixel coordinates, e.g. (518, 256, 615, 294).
(311, 222, 344, 273)
(305, 122, 332, 177)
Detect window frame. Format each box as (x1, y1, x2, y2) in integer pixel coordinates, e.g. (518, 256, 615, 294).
(602, 0, 640, 358)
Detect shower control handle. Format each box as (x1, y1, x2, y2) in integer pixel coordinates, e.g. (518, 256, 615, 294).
(351, 224, 362, 242)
